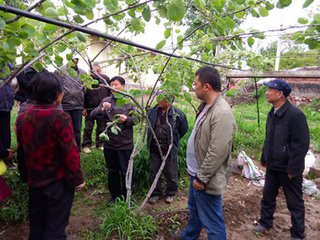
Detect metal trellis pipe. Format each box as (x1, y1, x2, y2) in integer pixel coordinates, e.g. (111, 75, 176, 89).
(0, 4, 239, 70)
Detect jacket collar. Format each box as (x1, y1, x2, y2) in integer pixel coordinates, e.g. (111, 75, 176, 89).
(155, 105, 174, 117)
(272, 100, 291, 118)
(197, 95, 222, 117)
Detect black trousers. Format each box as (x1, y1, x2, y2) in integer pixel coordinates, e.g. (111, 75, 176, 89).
(0, 111, 11, 149)
(150, 150, 178, 197)
(103, 148, 133, 200)
(64, 109, 82, 151)
(82, 110, 105, 148)
(259, 169, 305, 239)
(28, 180, 75, 240)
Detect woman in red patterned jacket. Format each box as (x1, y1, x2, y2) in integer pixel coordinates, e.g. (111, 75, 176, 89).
(16, 71, 85, 240)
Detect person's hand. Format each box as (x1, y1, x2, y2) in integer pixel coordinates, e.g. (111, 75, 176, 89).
(117, 114, 127, 123)
(193, 179, 205, 190)
(82, 109, 87, 116)
(288, 173, 295, 179)
(102, 102, 111, 111)
(5, 149, 15, 161)
(75, 182, 85, 191)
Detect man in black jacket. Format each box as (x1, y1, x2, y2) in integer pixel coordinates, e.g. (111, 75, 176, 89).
(91, 76, 136, 205)
(82, 63, 110, 153)
(147, 92, 188, 204)
(254, 79, 309, 240)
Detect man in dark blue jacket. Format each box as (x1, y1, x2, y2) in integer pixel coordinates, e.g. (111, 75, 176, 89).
(0, 79, 14, 167)
(254, 79, 309, 240)
(147, 92, 188, 204)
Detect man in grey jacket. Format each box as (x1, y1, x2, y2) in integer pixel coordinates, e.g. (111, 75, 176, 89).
(179, 66, 236, 240)
(55, 58, 86, 151)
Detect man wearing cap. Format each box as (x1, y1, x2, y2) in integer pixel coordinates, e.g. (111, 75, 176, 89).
(147, 92, 188, 204)
(254, 79, 309, 240)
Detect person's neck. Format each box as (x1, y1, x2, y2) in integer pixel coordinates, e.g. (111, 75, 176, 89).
(272, 98, 287, 109)
(203, 91, 220, 106)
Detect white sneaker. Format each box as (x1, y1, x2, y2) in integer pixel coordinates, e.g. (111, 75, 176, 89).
(82, 147, 92, 153)
(98, 146, 104, 150)
(165, 196, 174, 204)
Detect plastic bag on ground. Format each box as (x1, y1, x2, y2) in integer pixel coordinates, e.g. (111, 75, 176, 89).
(237, 150, 264, 180)
(303, 150, 316, 176)
(302, 178, 320, 197)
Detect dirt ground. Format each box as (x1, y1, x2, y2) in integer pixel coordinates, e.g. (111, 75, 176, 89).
(1, 162, 320, 240)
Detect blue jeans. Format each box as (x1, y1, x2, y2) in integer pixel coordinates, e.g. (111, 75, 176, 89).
(181, 177, 226, 240)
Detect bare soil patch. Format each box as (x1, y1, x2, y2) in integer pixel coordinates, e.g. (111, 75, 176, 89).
(1, 166, 320, 240)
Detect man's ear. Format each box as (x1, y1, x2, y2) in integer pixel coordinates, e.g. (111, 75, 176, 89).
(279, 90, 285, 98)
(204, 83, 211, 91)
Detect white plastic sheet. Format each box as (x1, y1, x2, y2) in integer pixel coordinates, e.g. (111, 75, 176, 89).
(237, 151, 264, 180)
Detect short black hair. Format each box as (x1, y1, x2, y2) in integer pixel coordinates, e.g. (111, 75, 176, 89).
(195, 66, 221, 92)
(32, 72, 63, 104)
(110, 76, 125, 86)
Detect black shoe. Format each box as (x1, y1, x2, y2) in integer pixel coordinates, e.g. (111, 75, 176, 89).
(107, 197, 116, 207)
(169, 230, 183, 240)
(253, 224, 271, 233)
(148, 196, 159, 205)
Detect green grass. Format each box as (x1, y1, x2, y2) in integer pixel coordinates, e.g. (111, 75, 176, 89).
(232, 99, 269, 160)
(232, 96, 320, 160)
(86, 200, 157, 240)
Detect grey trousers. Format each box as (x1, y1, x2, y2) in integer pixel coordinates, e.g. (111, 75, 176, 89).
(150, 150, 178, 197)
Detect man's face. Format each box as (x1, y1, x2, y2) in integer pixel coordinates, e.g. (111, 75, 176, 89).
(265, 87, 283, 104)
(193, 76, 206, 100)
(157, 99, 170, 109)
(93, 65, 101, 74)
(110, 80, 124, 92)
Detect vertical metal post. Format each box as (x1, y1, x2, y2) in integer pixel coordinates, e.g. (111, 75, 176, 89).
(254, 78, 260, 127)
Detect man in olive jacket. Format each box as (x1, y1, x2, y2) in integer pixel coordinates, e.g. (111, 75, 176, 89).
(179, 66, 236, 240)
(254, 79, 309, 240)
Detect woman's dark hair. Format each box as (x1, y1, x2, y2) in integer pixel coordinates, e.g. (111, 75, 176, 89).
(32, 71, 63, 104)
(195, 66, 221, 92)
(110, 76, 125, 85)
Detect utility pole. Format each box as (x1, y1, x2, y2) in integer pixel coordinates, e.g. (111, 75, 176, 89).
(275, 24, 282, 71)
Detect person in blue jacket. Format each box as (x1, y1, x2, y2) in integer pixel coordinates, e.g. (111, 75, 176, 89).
(0, 73, 15, 167)
(147, 91, 188, 204)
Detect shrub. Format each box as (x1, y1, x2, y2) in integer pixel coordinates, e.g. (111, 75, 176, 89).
(0, 170, 28, 224)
